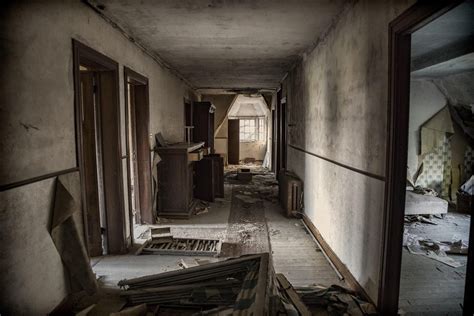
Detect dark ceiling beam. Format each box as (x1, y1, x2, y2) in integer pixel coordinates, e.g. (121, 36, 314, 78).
(411, 36, 474, 72)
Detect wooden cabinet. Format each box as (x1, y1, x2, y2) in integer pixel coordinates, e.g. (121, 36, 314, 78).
(155, 142, 204, 218)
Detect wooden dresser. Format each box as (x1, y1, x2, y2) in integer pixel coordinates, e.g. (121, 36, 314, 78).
(155, 142, 205, 218)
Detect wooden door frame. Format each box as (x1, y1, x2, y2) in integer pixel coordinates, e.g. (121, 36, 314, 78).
(73, 39, 126, 255)
(275, 88, 282, 177)
(124, 66, 153, 226)
(379, 1, 471, 315)
(280, 96, 288, 170)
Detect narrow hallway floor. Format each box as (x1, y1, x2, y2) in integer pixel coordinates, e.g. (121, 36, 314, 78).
(92, 166, 344, 290)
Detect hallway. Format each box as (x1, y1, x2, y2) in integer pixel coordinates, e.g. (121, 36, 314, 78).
(1, 1, 473, 315)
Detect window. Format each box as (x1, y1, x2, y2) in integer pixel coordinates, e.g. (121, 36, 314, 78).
(239, 117, 266, 142)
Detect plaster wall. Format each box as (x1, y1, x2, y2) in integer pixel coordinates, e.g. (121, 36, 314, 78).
(240, 141, 267, 161)
(0, 2, 197, 314)
(285, 0, 414, 303)
(407, 80, 447, 180)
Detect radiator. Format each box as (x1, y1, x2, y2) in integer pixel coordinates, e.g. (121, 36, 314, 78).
(278, 170, 303, 217)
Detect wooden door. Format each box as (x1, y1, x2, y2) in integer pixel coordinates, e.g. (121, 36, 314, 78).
(127, 84, 140, 224)
(281, 101, 287, 170)
(97, 71, 126, 254)
(228, 119, 240, 164)
(80, 72, 103, 257)
(134, 84, 153, 224)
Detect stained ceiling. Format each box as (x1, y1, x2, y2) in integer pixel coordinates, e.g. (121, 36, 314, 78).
(411, 0, 474, 78)
(87, 0, 347, 89)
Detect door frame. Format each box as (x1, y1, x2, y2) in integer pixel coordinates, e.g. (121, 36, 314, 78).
(379, 1, 471, 315)
(275, 88, 282, 176)
(124, 66, 153, 226)
(73, 39, 127, 255)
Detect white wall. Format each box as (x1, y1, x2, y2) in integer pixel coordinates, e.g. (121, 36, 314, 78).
(407, 80, 447, 180)
(285, 0, 414, 303)
(0, 2, 197, 314)
(240, 141, 267, 161)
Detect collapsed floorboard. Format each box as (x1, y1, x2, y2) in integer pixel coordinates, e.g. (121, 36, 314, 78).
(138, 237, 221, 256)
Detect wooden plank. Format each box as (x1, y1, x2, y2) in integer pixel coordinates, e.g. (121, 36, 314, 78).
(276, 273, 311, 316)
(302, 215, 373, 304)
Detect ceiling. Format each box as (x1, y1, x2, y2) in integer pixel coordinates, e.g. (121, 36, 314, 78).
(411, 0, 474, 59)
(411, 0, 474, 78)
(411, 53, 474, 78)
(87, 0, 347, 89)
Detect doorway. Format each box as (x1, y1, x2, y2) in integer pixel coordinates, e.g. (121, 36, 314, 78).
(228, 119, 240, 164)
(73, 40, 126, 255)
(124, 67, 153, 228)
(380, 1, 473, 315)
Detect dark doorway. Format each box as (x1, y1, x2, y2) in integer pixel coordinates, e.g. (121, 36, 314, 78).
(228, 119, 240, 164)
(380, 1, 473, 315)
(73, 40, 126, 255)
(124, 67, 153, 226)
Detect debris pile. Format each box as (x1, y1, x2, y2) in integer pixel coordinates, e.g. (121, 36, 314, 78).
(403, 229, 468, 268)
(118, 254, 269, 315)
(294, 284, 377, 315)
(111, 253, 377, 315)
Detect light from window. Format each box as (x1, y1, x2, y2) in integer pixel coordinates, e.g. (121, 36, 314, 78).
(239, 117, 266, 142)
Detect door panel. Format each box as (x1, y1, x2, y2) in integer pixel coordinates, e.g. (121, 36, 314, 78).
(98, 71, 126, 254)
(134, 85, 153, 224)
(228, 119, 240, 164)
(80, 72, 103, 257)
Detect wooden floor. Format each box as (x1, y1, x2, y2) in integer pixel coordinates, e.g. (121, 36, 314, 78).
(266, 200, 345, 287)
(399, 212, 470, 315)
(92, 167, 344, 290)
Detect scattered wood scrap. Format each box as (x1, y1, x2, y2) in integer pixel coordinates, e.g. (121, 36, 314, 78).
(276, 273, 311, 316)
(118, 254, 269, 315)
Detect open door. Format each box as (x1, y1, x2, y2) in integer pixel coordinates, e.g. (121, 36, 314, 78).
(124, 67, 153, 226)
(228, 119, 240, 164)
(80, 72, 103, 257)
(74, 40, 126, 255)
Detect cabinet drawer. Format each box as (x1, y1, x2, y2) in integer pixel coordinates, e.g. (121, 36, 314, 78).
(188, 149, 204, 162)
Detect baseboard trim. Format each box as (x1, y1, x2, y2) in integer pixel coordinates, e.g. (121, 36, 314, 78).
(302, 214, 374, 305)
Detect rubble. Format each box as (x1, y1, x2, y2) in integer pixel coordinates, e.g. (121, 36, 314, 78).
(403, 229, 468, 268)
(111, 253, 376, 315)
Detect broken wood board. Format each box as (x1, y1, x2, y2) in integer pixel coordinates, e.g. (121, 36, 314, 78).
(276, 273, 311, 316)
(137, 237, 221, 256)
(119, 254, 270, 315)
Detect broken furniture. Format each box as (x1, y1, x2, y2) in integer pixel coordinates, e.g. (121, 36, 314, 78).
(118, 253, 269, 314)
(155, 142, 205, 218)
(278, 169, 303, 217)
(138, 237, 221, 256)
(404, 190, 448, 215)
(116, 253, 376, 315)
